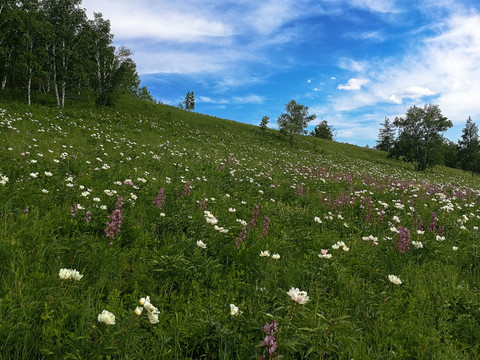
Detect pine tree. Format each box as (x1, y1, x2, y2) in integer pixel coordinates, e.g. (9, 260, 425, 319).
(184, 91, 195, 111)
(259, 116, 269, 131)
(376, 117, 395, 153)
(458, 116, 480, 175)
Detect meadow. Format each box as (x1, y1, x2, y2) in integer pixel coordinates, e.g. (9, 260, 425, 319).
(1, 98, 480, 359)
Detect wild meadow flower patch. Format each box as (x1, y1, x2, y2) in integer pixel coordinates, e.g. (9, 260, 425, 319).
(1, 102, 480, 359)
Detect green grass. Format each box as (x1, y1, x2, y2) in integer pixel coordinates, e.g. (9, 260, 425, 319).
(1, 98, 480, 359)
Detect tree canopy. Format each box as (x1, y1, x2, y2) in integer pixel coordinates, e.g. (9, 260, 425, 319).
(0, 1, 148, 107)
(390, 104, 452, 171)
(277, 100, 316, 146)
(310, 120, 334, 140)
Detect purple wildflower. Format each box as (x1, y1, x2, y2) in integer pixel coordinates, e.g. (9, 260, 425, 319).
(396, 226, 411, 254)
(260, 320, 278, 359)
(71, 203, 78, 218)
(153, 188, 165, 209)
(84, 211, 92, 223)
(105, 197, 124, 244)
(261, 215, 270, 238)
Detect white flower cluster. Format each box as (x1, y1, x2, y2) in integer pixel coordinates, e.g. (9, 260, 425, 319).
(236, 219, 248, 227)
(318, 249, 332, 259)
(331, 241, 349, 251)
(0, 173, 8, 185)
(287, 287, 309, 304)
(314, 216, 322, 224)
(196, 240, 207, 249)
(204, 211, 218, 225)
(388, 274, 402, 285)
(259, 250, 280, 259)
(411, 241, 423, 249)
(98, 310, 116, 325)
(58, 268, 83, 281)
(136, 296, 160, 324)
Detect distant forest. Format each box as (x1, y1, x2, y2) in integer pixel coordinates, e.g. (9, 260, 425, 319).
(0, 0, 155, 106)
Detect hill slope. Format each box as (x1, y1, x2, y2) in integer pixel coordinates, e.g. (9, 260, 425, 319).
(1, 100, 480, 359)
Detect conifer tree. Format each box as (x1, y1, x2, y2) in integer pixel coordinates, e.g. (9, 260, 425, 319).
(376, 117, 395, 153)
(458, 116, 480, 175)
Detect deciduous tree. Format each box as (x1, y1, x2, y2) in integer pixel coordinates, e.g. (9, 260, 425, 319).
(277, 100, 316, 146)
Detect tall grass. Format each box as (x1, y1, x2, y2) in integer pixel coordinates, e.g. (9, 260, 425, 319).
(1, 99, 480, 359)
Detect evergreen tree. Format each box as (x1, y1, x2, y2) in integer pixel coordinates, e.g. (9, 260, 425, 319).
(259, 116, 269, 131)
(310, 120, 333, 140)
(183, 91, 195, 111)
(375, 117, 395, 153)
(458, 116, 480, 175)
(277, 100, 316, 146)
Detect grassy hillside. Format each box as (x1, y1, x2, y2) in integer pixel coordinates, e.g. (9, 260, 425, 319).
(1, 99, 480, 359)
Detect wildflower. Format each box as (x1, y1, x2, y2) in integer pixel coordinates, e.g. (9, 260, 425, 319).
(452, 246, 458, 251)
(30, 172, 38, 178)
(98, 310, 116, 325)
(59, 268, 83, 280)
(42, 189, 49, 194)
(135, 306, 144, 316)
(388, 274, 402, 285)
(318, 249, 332, 259)
(84, 211, 92, 223)
(196, 240, 207, 249)
(396, 226, 411, 254)
(105, 197, 123, 242)
(44, 171, 53, 177)
(228, 208, 236, 212)
(0, 174, 8, 185)
(153, 188, 165, 209)
(287, 287, 309, 304)
(139, 296, 150, 306)
(314, 216, 322, 224)
(260, 250, 270, 257)
(261, 215, 270, 238)
(230, 303, 241, 315)
(272, 253, 280, 260)
(261, 320, 278, 358)
(411, 241, 423, 249)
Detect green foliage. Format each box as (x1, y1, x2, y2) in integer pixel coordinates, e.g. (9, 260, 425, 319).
(310, 120, 334, 140)
(183, 91, 195, 111)
(391, 104, 453, 171)
(0, 2, 149, 108)
(375, 117, 395, 153)
(259, 116, 269, 131)
(277, 100, 316, 146)
(1, 98, 480, 359)
(458, 117, 480, 175)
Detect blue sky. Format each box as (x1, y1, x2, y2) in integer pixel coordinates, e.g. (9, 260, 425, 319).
(81, 0, 480, 146)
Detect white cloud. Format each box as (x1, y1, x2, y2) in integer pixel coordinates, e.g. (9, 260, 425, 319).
(338, 58, 368, 72)
(232, 95, 265, 104)
(338, 78, 369, 91)
(82, 0, 232, 42)
(347, 0, 400, 13)
(324, 10, 480, 133)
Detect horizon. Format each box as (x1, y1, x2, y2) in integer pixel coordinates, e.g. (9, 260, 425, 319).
(81, 0, 480, 147)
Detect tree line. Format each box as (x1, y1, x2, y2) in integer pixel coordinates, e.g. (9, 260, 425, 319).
(0, 0, 155, 107)
(376, 104, 480, 173)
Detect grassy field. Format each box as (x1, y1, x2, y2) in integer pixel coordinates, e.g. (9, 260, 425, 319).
(1, 98, 480, 359)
